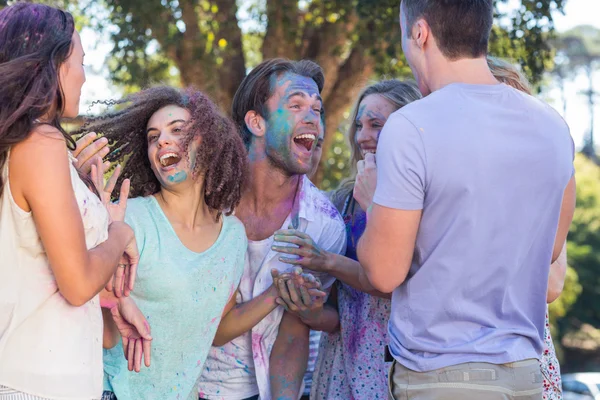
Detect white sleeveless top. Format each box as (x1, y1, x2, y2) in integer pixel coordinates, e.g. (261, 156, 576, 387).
(0, 149, 109, 399)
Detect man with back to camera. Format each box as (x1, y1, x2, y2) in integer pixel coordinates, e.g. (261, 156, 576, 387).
(356, 1, 576, 399)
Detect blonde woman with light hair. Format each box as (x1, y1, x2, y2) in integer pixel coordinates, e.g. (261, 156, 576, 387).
(488, 55, 567, 400)
(272, 79, 422, 399)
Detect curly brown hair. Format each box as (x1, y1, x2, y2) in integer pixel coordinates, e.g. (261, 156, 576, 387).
(76, 86, 248, 218)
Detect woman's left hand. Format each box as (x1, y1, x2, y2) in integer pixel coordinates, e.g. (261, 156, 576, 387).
(272, 228, 331, 272)
(91, 157, 130, 223)
(353, 152, 377, 212)
(271, 268, 326, 323)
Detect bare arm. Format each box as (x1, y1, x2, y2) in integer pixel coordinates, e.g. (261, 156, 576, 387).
(547, 242, 568, 304)
(10, 127, 133, 306)
(270, 311, 309, 400)
(213, 286, 279, 347)
(552, 176, 575, 263)
(100, 289, 121, 349)
(272, 230, 389, 298)
(323, 253, 391, 298)
(357, 205, 421, 293)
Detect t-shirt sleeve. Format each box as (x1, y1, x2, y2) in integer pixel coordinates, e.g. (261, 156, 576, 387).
(373, 112, 427, 210)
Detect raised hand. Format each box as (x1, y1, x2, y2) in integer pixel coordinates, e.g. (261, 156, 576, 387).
(272, 228, 331, 272)
(353, 152, 377, 212)
(90, 157, 130, 223)
(73, 132, 109, 175)
(110, 297, 152, 372)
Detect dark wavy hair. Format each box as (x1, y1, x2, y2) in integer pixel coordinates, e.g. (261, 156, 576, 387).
(0, 3, 76, 193)
(76, 86, 248, 218)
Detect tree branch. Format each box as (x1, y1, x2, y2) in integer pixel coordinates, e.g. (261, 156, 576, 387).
(314, 42, 375, 185)
(213, 0, 246, 110)
(301, 11, 359, 101)
(262, 0, 301, 59)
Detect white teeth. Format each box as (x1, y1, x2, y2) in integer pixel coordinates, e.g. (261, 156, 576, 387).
(159, 152, 180, 166)
(295, 134, 316, 140)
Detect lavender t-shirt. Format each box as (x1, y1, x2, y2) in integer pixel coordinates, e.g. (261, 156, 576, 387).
(374, 83, 574, 372)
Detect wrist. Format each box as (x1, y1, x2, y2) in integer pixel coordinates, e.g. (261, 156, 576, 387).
(322, 251, 335, 273)
(99, 288, 119, 309)
(109, 221, 133, 241)
(266, 285, 280, 305)
(299, 307, 323, 326)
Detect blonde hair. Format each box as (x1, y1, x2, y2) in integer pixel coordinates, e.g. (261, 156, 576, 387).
(330, 79, 422, 210)
(487, 56, 532, 95)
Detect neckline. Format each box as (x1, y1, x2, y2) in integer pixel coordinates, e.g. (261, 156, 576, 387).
(148, 195, 228, 256)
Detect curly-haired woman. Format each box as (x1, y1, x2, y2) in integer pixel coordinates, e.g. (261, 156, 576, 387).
(78, 86, 249, 400)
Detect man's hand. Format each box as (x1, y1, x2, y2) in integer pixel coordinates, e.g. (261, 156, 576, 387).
(73, 132, 109, 175)
(110, 297, 152, 372)
(271, 268, 326, 324)
(272, 228, 331, 272)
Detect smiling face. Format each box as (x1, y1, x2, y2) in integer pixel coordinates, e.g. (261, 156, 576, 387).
(354, 94, 396, 158)
(263, 72, 324, 176)
(146, 105, 196, 188)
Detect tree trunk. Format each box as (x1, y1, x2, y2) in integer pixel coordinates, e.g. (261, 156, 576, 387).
(314, 44, 375, 186)
(214, 0, 247, 111)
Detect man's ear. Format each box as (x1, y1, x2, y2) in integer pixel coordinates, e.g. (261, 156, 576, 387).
(413, 18, 430, 50)
(244, 110, 266, 138)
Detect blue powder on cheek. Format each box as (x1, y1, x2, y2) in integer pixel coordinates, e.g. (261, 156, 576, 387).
(167, 171, 188, 183)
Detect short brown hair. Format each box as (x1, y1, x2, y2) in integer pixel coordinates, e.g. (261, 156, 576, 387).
(231, 58, 325, 149)
(402, 0, 493, 60)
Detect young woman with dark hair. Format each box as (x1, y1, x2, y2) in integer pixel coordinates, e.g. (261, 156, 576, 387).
(0, 3, 138, 399)
(77, 86, 249, 400)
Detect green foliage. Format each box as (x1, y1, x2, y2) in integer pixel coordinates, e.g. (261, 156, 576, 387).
(320, 118, 352, 192)
(561, 154, 600, 329)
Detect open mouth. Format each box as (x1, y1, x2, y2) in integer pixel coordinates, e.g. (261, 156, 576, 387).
(361, 149, 376, 157)
(293, 133, 316, 152)
(159, 152, 182, 168)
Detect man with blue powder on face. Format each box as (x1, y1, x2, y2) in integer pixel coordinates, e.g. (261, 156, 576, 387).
(197, 58, 346, 400)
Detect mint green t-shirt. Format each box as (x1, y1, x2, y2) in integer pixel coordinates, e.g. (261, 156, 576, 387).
(103, 196, 247, 400)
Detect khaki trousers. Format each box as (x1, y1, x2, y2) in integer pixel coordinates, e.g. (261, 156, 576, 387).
(388, 359, 543, 400)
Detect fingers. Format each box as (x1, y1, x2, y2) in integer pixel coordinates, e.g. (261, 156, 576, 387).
(105, 164, 122, 195)
(286, 279, 302, 306)
(276, 275, 293, 309)
(364, 152, 376, 167)
(134, 339, 142, 372)
(127, 338, 135, 371)
(114, 265, 125, 298)
(106, 275, 114, 292)
(298, 284, 312, 306)
(73, 132, 97, 158)
(274, 229, 310, 239)
(307, 288, 327, 298)
(77, 137, 110, 175)
(122, 336, 129, 359)
(126, 242, 139, 293)
(271, 245, 305, 256)
(119, 178, 130, 209)
(123, 266, 131, 297)
(273, 235, 309, 247)
(357, 159, 365, 175)
(143, 338, 151, 367)
(278, 256, 303, 265)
